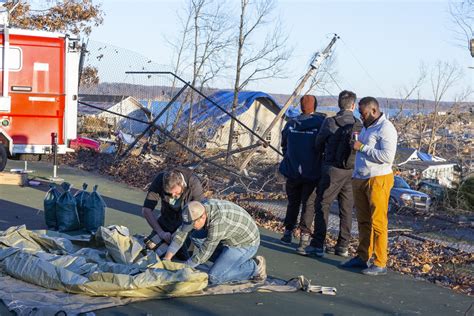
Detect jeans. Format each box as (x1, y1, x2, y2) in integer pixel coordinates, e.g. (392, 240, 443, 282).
(191, 230, 258, 285)
(312, 165, 353, 248)
(283, 178, 317, 234)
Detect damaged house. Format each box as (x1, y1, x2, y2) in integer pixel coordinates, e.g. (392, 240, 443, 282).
(183, 90, 299, 161)
(395, 147, 457, 188)
(78, 94, 148, 129)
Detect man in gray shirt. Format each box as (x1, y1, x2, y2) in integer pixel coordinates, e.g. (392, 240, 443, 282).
(341, 97, 397, 276)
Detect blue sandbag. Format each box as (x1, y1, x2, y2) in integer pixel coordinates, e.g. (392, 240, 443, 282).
(56, 182, 81, 232)
(83, 184, 106, 232)
(44, 184, 61, 230)
(74, 183, 90, 228)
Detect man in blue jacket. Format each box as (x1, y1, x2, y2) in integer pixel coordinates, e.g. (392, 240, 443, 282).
(279, 95, 326, 252)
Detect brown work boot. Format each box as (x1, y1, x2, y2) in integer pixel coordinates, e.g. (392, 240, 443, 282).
(252, 255, 267, 283)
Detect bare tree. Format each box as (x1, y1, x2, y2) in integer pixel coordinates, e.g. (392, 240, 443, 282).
(165, 1, 194, 105)
(391, 65, 427, 147)
(167, 0, 232, 144)
(394, 64, 427, 119)
(426, 61, 464, 155)
(448, 0, 473, 51)
(186, 0, 233, 147)
(226, 0, 291, 162)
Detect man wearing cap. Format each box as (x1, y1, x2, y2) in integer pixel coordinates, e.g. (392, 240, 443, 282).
(163, 199, 266, 285)
(279, 95, 326, 252)
(142, 167, 204, 260)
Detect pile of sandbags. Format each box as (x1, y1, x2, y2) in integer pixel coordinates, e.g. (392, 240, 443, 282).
(44, 182, 106, 233)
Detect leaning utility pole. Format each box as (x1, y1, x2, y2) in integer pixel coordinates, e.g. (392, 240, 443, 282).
(238, 34, 339, 172)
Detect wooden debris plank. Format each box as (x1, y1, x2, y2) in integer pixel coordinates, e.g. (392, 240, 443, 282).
(0, 172, 28, 186)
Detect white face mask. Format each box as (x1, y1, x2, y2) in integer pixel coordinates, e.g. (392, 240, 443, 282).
(169, 196, 181, 205)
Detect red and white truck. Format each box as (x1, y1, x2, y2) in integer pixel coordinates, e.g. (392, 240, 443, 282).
(0, 7, 80, 171)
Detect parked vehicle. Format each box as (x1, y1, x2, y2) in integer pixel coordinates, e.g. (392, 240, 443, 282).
(417, 180, 446, 205)
(389, 176, 431, 212)
(0, 8, 80, 171)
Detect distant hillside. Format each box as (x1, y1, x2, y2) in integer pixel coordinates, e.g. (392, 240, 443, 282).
(270, 94, 459, 111)
(80, 82, 467, 111)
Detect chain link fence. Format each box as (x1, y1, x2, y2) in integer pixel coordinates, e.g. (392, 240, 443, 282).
(77, 40, 284, 168)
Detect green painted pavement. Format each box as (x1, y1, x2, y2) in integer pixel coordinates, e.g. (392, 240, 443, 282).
(0, 161, 472, 315)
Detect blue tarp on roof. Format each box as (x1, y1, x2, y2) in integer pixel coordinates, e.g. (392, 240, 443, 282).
(185, 90, 299, 125)
(183, 90, 300, 127)
(417, 151, 434, 162)
(117, 91, 300, 136)
(172, 90, 300, 145)
(417, 151, 445, 162)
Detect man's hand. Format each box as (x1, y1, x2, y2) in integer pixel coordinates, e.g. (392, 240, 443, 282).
(353, 140, 363, 151)
(159, 231, 172, 243)
(163, 251, 174, 261)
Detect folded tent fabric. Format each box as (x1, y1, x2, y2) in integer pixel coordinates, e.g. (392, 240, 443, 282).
(0, 226, 333, 315)
(0, 225, 208, 298)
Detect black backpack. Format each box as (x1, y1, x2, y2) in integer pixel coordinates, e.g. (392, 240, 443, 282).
(333, 116, 362, 169)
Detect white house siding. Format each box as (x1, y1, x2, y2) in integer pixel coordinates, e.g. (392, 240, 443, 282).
(96, 97, 144, 128)
(207, 99, 285, 161)
(422, 164, 456, 188)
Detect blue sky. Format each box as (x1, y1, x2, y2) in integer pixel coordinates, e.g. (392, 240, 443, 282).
(89, 0, 472, 101)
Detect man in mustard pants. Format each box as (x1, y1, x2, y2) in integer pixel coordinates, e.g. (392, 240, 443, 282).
(341, 96, 397, 276)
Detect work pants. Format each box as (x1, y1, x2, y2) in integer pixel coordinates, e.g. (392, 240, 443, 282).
(283, 178, 317, 235)
(312, 165, 353, 248)
(352, 173, 394, 267)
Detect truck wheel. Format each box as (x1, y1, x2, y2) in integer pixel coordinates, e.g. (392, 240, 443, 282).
(0, 144, 6, 172)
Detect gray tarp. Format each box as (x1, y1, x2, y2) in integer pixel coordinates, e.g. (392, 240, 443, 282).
(0, 225, 334, 315)
(0, 225, 208, 298)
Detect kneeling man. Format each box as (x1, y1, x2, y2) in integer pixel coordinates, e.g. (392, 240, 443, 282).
(164, 199, 266, 285)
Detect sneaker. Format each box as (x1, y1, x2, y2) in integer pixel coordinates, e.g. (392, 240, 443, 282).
(362, 264, 387, 276)
(299, 245, 325, 257)
(280, 230, 293, 245)
(295, 234, 311, 254)
(326, 246, 349, 257)
(340, 256, 369, 269)
(253, 256, 267, 282)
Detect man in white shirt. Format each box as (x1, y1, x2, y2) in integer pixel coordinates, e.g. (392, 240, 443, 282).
(341, 96, 397, 276)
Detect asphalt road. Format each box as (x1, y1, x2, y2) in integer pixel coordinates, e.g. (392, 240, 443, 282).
(0, 160, 472, 315)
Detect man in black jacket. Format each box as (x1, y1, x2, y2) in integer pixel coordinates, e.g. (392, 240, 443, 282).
(279, 95, 326, 252)
(142, 167, 204, 260)
(301, 90, 362, 257)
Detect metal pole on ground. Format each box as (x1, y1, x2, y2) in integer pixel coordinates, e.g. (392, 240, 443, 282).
(21, 160, 34, 173)
(49, 132, 63, 182)
(238, 34, 340, 172)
